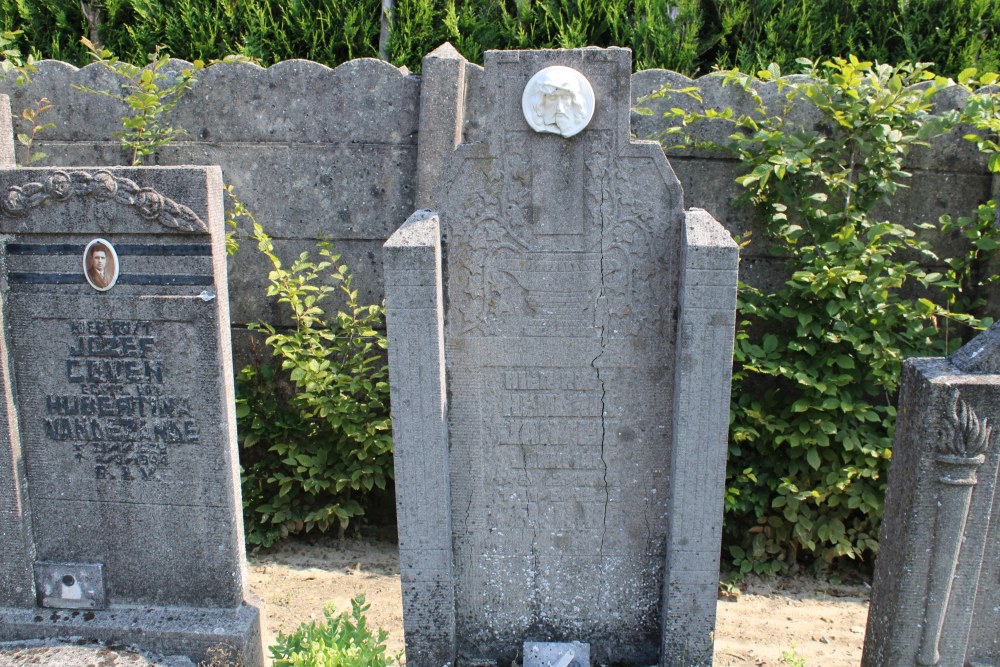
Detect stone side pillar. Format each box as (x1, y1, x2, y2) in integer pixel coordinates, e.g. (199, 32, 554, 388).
(415, 44, 467, 210)
(0, 95, 13, 167)
(0, 266, 34, 609)
(0, 96, 31, 600)
(384, 210, 456, 667)
(661, 208, 739, 665)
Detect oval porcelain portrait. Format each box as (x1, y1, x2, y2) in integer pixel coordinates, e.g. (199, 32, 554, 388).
(83, 238, 120, 291)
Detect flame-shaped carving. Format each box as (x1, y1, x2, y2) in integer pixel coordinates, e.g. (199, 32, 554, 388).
(919, 389, 992, 665)
(940, 390, 992, 458)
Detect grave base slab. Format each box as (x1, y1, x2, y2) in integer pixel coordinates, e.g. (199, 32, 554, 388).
(0, 597, 264, 667)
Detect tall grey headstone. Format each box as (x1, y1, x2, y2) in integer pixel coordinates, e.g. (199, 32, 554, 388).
(385, 48, 739, 667)
(863, 323, 1000, 667)
(0, 167, 263, 666)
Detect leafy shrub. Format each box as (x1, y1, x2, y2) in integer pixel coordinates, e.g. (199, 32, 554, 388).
(727, 58, 963, 571)
(651, 57, 1000, 572)
(941, 73, 1000, 317)
(0, 0, 92, 62)
(237, 226, 392, 548)
(269, 595, 400, 667)
(97, 0, 382, 69)
(703, 0, 897, 75)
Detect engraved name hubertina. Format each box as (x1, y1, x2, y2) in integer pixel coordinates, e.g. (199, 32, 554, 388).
(41, 318, 200, 482)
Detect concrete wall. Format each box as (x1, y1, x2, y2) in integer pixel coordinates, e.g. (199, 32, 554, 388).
(0, 52, 996, 361)
(0, 58, 421, 366)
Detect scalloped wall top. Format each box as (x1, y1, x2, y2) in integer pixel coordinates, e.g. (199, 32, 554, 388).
(630, 69, 990, 173)
(3, 58, 420, 144)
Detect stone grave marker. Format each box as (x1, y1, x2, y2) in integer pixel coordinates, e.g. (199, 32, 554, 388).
(385, 48, 739, 666)
(0, 163, 262, 666)
(863, 323, 1000, 667)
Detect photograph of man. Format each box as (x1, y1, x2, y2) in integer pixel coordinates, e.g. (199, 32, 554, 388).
(83, 239, 119, 290)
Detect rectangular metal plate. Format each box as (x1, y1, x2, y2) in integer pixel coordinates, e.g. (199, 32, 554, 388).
(33, 562, 106, 610)
(524, 641, 590, 667)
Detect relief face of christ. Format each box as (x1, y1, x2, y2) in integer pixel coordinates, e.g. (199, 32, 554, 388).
(83, 239, 119, 291)
(521, 65, 596, 138)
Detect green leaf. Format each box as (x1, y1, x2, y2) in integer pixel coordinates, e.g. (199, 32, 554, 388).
(989, 153, 1000, 173)
(957, 67, 978, 84)
(834, 355, 854, 369)
(805, 448, 820, 470)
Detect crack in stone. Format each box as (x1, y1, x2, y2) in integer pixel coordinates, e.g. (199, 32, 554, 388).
(594, 350, 609, 561)
(520, 440, 541, 623)
(594, 165, 611, 562)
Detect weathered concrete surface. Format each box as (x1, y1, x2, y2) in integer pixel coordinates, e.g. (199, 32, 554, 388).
(863, 323, 1000, 667)
(0, 167, 262, 666)
(386, 47, 738, 667)
(661, 207, 738, 664)
(0, 603, 261, 666)
(0, 640, 196, 666)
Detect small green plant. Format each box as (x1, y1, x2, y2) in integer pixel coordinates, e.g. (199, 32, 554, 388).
(73, 37, 203, 165)
(2, 28, 50, 167)
(16, 97, 54, 165)
(237, 225, 392, 547)
(781, 644, 807, 667)
(718, 573, 743, 599)
(222, 183, 256, 256)
(269, 595, 400, 667)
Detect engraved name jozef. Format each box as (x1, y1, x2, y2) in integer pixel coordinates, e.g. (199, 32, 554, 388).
(42, 318, 199, 482)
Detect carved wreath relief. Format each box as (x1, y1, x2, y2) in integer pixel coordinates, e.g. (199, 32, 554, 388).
(83, 238, 119, 291)
(521, 66, 595, 138)
(0, 170, 207, 232)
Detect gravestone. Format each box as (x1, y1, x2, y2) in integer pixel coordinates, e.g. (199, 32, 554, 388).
(385, 48, 739, 666)
(0, 161, 263, 665)
(863, 323, 1000, 667)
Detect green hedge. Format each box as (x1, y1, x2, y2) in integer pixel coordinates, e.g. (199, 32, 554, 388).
(2, 0, 999, 76)
(702, 0, 1000, 79)
(387, 0, 703, 72)
(0, 0, 382, 67)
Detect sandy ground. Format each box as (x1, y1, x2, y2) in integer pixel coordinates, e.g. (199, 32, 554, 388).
(248, 537, 871, 666)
